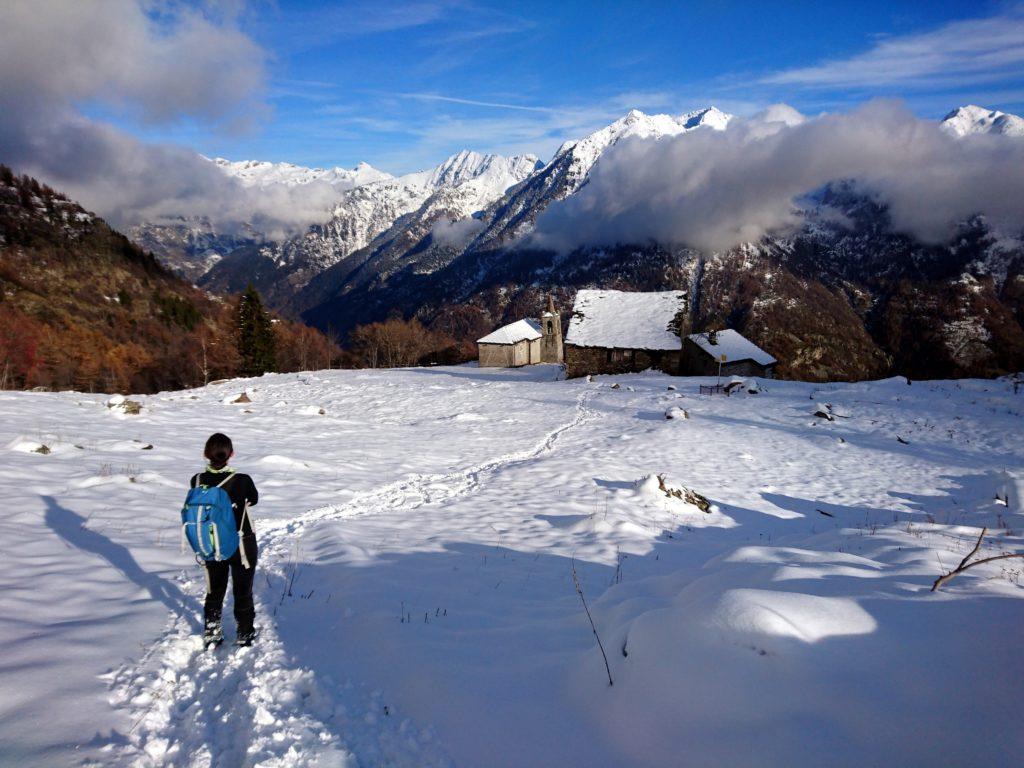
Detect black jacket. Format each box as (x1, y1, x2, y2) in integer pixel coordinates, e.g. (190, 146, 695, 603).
(189, 469, 259, 536)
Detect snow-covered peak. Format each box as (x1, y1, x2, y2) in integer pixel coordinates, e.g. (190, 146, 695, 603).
(552, 106, 733, 194)
(209, 157, 393, 189)
(400, 150, 542, 193)
(585, 106, 732, 151)
(680, 106, 733, 131)
(941, 105, 1024, 137)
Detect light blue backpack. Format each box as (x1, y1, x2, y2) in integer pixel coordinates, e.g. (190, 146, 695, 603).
(180, 473, 242, 564)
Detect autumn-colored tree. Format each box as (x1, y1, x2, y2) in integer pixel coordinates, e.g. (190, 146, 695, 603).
(273, 321, 339, 373)
(349, 316, 454, 368)
(0, 306, 41, 389)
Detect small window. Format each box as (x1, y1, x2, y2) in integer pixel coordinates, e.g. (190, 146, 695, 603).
(547, 321, 553, 334)
(606, 349, 614, 363)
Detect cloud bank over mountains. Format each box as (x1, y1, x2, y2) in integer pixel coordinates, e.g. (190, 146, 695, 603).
(0, 0, 345, 237)
(529, 101, 1024, 254)
(2, 3, 1023, 253)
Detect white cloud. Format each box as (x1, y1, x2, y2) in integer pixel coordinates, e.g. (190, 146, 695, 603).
(529, 100, 1024, 254)
(0, 0, 346, 235)
(431, 216, 485, 247)
(762, 7, 1024, 90)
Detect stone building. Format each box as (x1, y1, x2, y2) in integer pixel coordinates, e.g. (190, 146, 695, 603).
(477, 296, 564, 368)
(682, 330, 777, 378)
(563, 289, 686, 378)
(563, 289, 778, 379)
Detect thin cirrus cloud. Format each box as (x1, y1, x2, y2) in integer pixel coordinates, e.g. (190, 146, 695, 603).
(761, 6, 1024, 89)
(392, 92, 557, 113)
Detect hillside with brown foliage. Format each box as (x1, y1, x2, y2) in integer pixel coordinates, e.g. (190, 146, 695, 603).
(0, 166, 338, 393)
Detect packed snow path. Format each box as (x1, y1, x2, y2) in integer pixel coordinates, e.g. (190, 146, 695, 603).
(106, 386, 595, 767)
(1, 365, 1022, 767)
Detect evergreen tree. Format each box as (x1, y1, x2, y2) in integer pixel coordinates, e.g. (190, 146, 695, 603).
(236, 284, 276, 376)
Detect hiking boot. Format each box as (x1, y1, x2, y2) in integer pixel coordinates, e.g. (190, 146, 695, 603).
(203, 621, 224, 649)
(236, 627, 259, 648)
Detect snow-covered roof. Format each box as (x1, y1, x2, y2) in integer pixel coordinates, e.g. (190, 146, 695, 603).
(478, 318, 542, 345)
(565, 290, 685, 351)
(687, 329, 777, 366)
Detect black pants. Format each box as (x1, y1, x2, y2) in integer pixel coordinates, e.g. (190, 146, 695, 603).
(203, 535, 257, 634)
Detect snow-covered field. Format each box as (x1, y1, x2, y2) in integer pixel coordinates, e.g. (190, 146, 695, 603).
(1, 365, 1022, 767)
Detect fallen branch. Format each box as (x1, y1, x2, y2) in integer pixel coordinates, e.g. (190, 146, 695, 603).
(931, 527, 1024, 592)
(571, 557, 614, 686)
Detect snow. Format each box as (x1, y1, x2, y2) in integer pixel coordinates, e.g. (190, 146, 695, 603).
(272, 151, 540, 273)
(553, 107, 733, 196)
(941, 105, 1024, 138)
(565, 289, 685, 350)
(1, 368, 1022, 767)
(687, 329, 777, 366)
(477, 318, 542, 345)
(209, 157, 393, 190)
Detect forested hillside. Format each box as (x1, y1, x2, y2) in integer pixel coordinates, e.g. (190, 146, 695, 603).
(0, 166, 337, 393)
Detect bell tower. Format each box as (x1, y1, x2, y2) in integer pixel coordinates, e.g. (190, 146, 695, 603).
(540, 294, 563, 364)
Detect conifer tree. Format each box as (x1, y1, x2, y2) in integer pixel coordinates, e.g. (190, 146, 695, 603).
(236, 284, 276, 376)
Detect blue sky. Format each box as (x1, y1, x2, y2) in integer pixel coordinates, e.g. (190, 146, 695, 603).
(95, 1, 1024, 173)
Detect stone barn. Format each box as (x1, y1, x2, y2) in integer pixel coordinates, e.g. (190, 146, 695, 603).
(564, 289, 686, 378)
(682, 329, 777, 378)
(477, 296, 564, 368)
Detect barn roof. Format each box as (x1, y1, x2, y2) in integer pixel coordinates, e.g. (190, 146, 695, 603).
(687, 329, 777, 366)
(477, 318, 542, 345)
(565, 289, 685, 351)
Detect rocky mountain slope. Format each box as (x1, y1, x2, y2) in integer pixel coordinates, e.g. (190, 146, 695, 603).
(288, 108, 733, 329)
(199, 150, 541, 305)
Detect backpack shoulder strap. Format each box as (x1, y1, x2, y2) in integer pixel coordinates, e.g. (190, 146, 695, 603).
(216, 471, 236, 489)
(191, 473, 199, 489)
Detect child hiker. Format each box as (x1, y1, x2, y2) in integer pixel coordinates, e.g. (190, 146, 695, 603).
(183, 433, 260, 648)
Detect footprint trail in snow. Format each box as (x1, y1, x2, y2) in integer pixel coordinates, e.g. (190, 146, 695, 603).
(102, 390, 595, 767)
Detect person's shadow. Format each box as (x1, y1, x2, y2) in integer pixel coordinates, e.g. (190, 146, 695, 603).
(42, 496, 201, 632)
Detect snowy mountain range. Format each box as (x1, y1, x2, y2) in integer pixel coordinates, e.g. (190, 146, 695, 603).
(199, 150, 542, 304)
(198, 107, 730, 312)
(210, 157, 393, 189)
(126, 103, 1024, 379)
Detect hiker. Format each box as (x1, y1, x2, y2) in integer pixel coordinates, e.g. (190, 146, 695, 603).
(185, 433, 260, 648)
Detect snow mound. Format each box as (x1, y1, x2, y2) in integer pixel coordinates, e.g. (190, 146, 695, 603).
(710, 589, 877, 642)
(665, 406, 689, 420)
